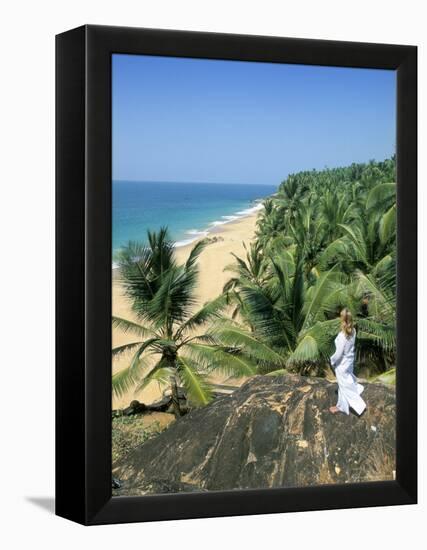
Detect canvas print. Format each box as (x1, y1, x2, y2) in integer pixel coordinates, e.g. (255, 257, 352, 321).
(111, 54, 396, 496)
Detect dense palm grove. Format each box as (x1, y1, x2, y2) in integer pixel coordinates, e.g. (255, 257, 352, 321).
(112, 157, 397, 414)
(226, 156, 396, 378)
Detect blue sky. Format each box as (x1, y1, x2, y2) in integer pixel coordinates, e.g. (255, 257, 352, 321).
(112, 54, 396, 185)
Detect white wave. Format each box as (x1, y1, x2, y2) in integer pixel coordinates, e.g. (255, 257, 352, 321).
(209, 219, 228, 227)
(235, 203, 264, 216)
(208, 202, 264, 229)
(114, 200, 265, 255)
(186, 229, 207, 236)
(174, 230, 208, 247)
(174, 238, 198, 248)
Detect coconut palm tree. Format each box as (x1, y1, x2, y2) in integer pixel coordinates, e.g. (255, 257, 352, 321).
(112, 228, 283, 416)
(222, 240, 270, 322)
(224, 158, 397, 378)
(319, 182, 396, 275)
(255, 199, 286, 249)
(224, 244, 342, 375)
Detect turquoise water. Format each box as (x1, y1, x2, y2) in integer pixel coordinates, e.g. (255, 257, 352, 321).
(112, 181, 276, 257)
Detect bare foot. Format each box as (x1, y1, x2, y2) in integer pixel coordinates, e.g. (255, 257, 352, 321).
(329, 406, 341, 414)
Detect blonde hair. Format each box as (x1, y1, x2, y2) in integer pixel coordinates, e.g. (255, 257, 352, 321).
(340, 308, 354, 338)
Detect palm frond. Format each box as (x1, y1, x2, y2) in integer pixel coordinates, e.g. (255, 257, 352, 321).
(147, 265, 198, 326)
(301, 265, 339, 330)
(174, 294, 229, 339)
(287, 319, 338, 365)
(112, 338, 162, 397)
(369, 368, 396, 386)
(379, 204, 396, 245)
(209, 322, 284, 366)
(353, 271, 395, 323)
(239, 284, 296, 349)
(177, 356, 212, 405)
(318, 237, 349, 268)
(112, 367, 142, 398)
(185, 238, 208, 269)
(366, 182, 396, 210)
(134, 362, 174, 394)
(112, 316, 157, 338)
(112, 342, 154, 398)
(184, 343, 258, 377)
(111, 341, 144, 359)
(264, 368, 289, 376)
(356, 318, 396, 351)
(337, 224, 367, 264)
(287, 334, 319, 364)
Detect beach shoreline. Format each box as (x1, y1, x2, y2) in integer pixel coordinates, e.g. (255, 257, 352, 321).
(112, 207, 261, 409)
(173, 207, 260, 265)
(112, 199, 265, 267)
(172, 201, 264, 247)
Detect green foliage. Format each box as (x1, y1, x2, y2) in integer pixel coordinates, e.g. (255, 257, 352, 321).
(112, 157, 397, 413)
(370, 368, 396, 386)
(112, 228, 282, 415)
(228, 157, 397, 376)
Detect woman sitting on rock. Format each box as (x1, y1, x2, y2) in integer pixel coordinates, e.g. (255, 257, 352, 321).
(329, 308, 366, 416)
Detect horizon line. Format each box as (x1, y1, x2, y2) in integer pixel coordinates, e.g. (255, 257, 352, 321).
(112, 154, 395, 187)
(112, 179, 278, 186)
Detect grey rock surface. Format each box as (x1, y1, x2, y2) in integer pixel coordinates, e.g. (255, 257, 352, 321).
(113, 374, 395, 495)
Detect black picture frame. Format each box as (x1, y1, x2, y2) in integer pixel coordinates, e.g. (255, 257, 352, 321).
(56, 24, 417, 526)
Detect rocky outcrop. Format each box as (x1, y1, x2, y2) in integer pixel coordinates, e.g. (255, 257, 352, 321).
(113, 384, 240, 418)
(113, 374, 395, 495)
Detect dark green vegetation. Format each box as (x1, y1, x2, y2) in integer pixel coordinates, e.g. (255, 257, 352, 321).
(112, 157, 396, 416)
(226, 157, 396, 379)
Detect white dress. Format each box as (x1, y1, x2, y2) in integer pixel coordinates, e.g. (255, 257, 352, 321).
(330, 330, 366, 415)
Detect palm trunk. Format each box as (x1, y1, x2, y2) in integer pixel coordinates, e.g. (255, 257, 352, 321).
(170, 374, 183, 417)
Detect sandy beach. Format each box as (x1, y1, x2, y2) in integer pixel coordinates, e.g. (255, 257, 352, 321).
(112, 211, 259, 409)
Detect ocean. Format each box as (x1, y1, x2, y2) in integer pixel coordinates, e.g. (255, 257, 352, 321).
(112, 181, 276, 257)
